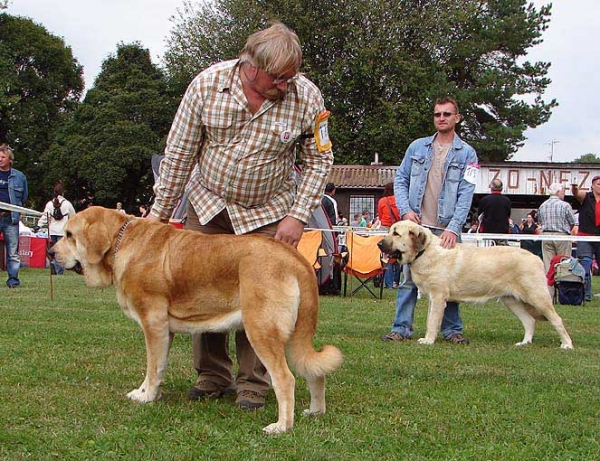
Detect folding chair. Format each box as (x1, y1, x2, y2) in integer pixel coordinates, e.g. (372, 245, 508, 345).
(342, 232, 385, 299)
(297, 230, 325, 273)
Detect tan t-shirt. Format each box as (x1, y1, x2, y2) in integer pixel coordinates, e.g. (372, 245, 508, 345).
(421, 141, 450, 227)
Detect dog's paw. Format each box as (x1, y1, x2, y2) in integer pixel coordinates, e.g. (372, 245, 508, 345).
(417, 338, 435, 345)
(514, 340, 532, 347)
(127, 387, 160, 403)
(303, 408, 325, 416)
(263, 422, 290, 435)
(560, 343, 574, 350)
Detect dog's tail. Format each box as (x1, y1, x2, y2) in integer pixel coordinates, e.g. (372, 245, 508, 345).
(286, 279, 343, 379)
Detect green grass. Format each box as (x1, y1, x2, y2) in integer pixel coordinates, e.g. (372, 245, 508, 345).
(1, 269, 599, 460)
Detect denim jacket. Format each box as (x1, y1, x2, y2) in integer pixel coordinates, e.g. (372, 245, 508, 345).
(394, 133, 478, 236)
(6, 168, 28, 224)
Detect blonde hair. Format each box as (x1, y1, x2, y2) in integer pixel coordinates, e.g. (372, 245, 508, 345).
(0, 143, 14, 161)
(240, 22, 302, 76)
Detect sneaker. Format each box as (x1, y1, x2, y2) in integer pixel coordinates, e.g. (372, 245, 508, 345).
(444, 333, 469, 345)
(236, 390, 266, 410)
(381, 331, 410, 342)
(187, 378, 235, 401)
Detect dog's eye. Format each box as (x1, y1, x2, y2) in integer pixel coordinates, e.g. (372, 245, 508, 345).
(66, 231, 72, 239)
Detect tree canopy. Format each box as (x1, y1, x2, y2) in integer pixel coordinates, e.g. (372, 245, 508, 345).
(573, 154, 600, 164)
(0, 13, 84, 203)
(164, 0, 556, 164)
(44, 43, 178, 211)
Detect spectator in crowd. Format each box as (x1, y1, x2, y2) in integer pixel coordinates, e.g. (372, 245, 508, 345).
(538, 183, 576, 283)
(359, 212, 368, 227)
(519, 212, 542, 258)
(381, 96, 478, 344)
(571, 177, 600, 301)
(116, 202, 126, 214)
(377, 182, 401, 288)
(147, 23, 333, 410)
(477, 179, 511, 244)
(0, 144, 28, 288)
(37, 182, 77, 275)
(351, 214, 362, 227)
(321, 182, 338, 225)
(138, 204, 150, 218)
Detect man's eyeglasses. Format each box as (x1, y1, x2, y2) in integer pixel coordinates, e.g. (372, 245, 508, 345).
(265, 70, 297, 85)
(433, 112, 456, 118)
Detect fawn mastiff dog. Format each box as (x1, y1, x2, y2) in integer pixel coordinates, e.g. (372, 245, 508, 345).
(378, 220, 573, 349)
(50, 206, 343, 434)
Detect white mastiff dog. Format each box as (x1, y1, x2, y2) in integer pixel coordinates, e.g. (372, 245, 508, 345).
(378, 221, 573, 349)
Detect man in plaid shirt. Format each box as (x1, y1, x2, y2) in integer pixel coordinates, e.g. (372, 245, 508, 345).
(149, 23, 333, 410)
(538, 182, 576, 284)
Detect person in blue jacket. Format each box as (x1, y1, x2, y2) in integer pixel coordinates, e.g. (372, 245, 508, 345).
(0, 144, 28, 288)
(382, 97, 479, 344)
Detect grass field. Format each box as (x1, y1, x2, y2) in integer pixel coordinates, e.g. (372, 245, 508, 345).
(1, 268, 599, 460)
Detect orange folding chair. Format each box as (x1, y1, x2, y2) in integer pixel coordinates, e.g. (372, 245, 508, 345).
(342, 232, 385, 299)
(297, 230, 325, 273)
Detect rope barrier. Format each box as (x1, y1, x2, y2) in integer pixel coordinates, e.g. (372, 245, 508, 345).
(303, 225, 600, 242)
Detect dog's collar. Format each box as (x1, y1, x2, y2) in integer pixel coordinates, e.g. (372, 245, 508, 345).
(113, 219, 133, 262)
(414, 249, 426, 261)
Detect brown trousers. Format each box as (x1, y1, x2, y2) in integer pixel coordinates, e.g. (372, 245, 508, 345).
(185, 204, 278, 394)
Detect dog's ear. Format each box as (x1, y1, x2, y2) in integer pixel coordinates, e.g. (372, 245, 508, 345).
(411, 228, 428, 253)
(83, 221, 112, 265)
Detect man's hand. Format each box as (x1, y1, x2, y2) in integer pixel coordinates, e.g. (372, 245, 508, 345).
(145, 214, 162, 223)
(275, 216, 305, 248)
(402, 211, 421, 224)
(439, 230, 457, 249)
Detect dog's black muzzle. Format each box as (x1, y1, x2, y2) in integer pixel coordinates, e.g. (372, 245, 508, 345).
(377, 239, 402, 260)
(46, 244, 84, 275)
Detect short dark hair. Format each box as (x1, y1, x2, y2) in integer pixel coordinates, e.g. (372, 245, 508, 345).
(324, 182, 336, 193)
(434, 96, 459, 114)
(382, 182, 394, 197)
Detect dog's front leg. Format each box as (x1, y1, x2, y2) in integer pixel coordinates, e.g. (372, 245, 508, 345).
(418, 295, 445, 345)
(127, 324, 173, 403)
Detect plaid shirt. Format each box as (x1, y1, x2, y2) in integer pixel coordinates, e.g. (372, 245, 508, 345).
(538, 196, 576, 234)
(152, 59, 333, 234)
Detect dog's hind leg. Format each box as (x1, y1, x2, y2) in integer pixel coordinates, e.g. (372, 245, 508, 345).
(246, 325, 296, 434)
(127, 312, 172, 403)
(501, 297, 536, 347)
(303, 375, 326, 415)
(529, 298, 574, 350)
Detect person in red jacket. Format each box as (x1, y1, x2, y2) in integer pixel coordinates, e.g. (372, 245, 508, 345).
(377, 182, 400, 288)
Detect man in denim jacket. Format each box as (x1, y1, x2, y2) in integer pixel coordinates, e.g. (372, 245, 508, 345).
(382, 97, 478, 344)
(0, 144, 29, 288)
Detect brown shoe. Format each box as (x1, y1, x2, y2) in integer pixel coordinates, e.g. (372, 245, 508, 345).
(187, 378, 235, 401)
(444, 333, 470, 345)
(236, 390, 266, 410)
(381, 331, 410, 342)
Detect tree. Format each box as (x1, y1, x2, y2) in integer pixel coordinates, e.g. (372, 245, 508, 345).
(163, 0, 556, 164)
(573, 154, 600, 164)
(0, 13, 84, 204)
(44, 43, 178, 211)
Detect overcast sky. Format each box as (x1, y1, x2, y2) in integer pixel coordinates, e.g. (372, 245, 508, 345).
(6, 0, 595, 163)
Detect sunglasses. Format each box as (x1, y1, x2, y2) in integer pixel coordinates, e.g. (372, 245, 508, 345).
(433, 112, 456, 118)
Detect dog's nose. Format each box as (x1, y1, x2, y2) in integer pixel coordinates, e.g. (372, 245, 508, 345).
(377, 241, 384, 250)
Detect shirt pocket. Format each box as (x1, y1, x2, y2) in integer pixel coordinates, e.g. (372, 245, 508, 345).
(10, 184, 25, 202)
(446, 162, 464, 183)
(202, 110, 236, 145)
(410, 155, 426, 178)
